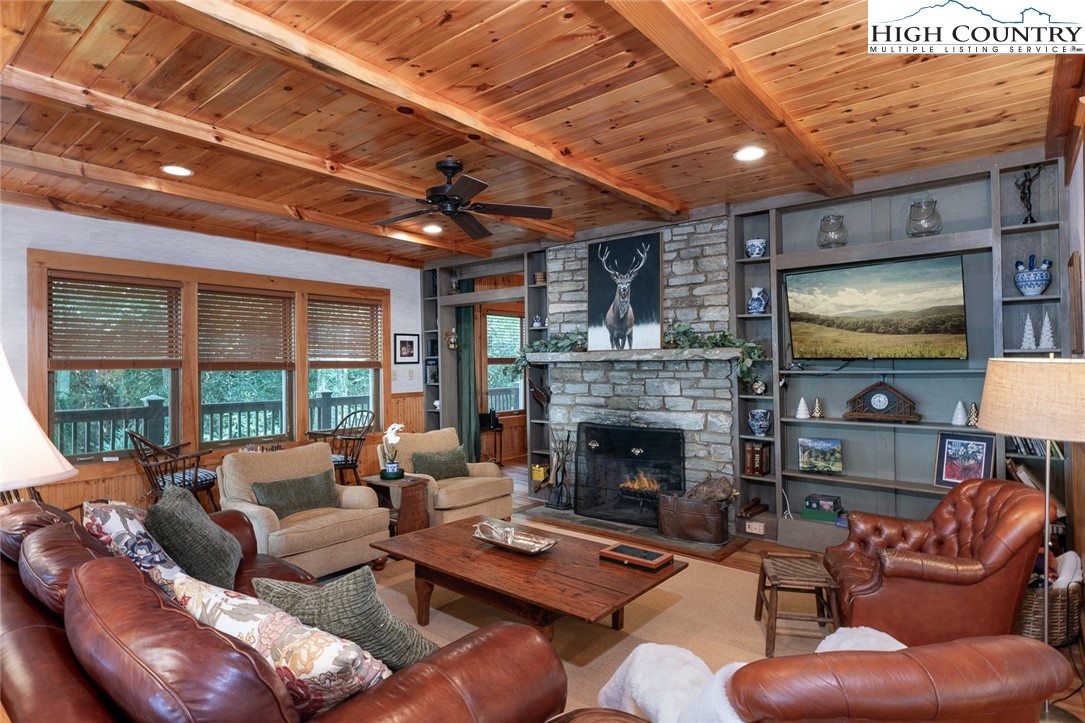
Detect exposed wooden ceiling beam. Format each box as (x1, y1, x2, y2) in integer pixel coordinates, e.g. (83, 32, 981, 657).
(0, 189, 423, 268)
(132, 0, 686, 221)
(607, 0, 853, 198)
(0, 66, 568, 242)
(1045, 57, 1085, 183)
(1, 146, 491, 258)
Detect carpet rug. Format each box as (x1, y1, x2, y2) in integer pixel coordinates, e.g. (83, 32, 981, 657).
(372, 521, 823, 714)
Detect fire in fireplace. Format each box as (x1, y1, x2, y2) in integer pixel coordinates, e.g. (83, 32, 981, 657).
(575, 422, 684, 527)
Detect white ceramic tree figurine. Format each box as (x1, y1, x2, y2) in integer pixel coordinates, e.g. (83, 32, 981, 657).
(1021, 314, 1037, 350)
(951, 401, 967, 426)
(795, 397, 811, 419)
(1038, 311, 1056, 350)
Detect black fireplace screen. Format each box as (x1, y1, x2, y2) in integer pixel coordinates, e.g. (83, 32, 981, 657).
(575, 422, 684, 527)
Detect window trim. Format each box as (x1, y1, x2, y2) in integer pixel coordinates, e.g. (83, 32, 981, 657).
(28, 250, 392, 466)
(480, 307, 525, 414)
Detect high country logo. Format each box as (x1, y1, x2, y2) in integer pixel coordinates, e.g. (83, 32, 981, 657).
(868, 0, 1085, 54)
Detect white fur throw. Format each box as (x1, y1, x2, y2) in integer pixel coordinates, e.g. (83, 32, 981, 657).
(815, 625, 905, 653)
(598, 644, 715, 723)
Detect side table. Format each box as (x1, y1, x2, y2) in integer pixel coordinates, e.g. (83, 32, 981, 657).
(360, 474, 429, 536)
(754, 550, 840, 657)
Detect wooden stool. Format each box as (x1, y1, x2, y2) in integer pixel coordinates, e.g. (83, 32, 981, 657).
(754, 550, 841, 657)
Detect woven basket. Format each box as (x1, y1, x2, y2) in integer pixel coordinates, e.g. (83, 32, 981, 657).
(1014, 582, 1081, 647)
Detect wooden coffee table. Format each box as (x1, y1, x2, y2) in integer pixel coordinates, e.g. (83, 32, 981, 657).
(372, 516, 688, 640)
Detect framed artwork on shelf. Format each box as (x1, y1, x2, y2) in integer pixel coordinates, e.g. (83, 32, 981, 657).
(798, 437, 843, 473)
(394, 333, 420, 364)
(586, 232, 662, 351)
(934, 431, 994, 488)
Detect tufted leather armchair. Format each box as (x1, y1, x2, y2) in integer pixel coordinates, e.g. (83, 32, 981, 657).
(823, 478, 1050, 645)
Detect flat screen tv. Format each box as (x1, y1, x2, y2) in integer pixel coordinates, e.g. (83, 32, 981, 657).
(783, 255, 968, 360)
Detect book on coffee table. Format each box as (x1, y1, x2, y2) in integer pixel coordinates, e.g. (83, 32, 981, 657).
(599, 543, 674, 571)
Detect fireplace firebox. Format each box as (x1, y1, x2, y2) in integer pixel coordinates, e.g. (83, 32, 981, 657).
(575, 422, 684, 527)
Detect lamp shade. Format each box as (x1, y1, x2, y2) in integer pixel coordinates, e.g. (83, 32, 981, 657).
(979, 358, 1085, 442)
(0, 346, 77, 492)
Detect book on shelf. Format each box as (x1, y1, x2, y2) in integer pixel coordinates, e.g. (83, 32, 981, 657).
(743, 441, 771, 476)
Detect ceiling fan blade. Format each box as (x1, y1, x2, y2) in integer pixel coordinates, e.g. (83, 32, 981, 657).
(346, 188, 411, 199)
(447, 174, 488, 203)
(452, 212, 492, 240)
(468, 202, 553, 220)
(372, 208, 433, 226)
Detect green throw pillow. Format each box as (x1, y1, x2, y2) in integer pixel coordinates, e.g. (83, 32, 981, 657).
(253, 567, 438, 671)
(145, 484, 242, 590)
(251, 469, 340, 519)
(411, 446, 470, 481)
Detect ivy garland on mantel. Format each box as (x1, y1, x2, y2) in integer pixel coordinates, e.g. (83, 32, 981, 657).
(511, 324, 765, 384)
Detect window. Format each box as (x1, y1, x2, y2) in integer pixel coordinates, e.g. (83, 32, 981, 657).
(31, 251, 391, 467)
(198, 288, 294, 446)
(485, 313, 523, 412)
(307, 297, 382, 430)
(47, 273, 182, 461)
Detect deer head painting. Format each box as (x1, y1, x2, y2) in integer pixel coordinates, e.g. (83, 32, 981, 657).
(587, 233, 662, 350)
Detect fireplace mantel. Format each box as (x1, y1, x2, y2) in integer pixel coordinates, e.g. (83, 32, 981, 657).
(527, 348, 741, 364)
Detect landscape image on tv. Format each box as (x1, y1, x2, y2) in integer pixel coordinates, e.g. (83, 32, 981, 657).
(784, 255, 968, 360)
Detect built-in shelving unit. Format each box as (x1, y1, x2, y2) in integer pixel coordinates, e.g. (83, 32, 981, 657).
(524, 250, 551, 490)
(730, 156, 1071, 552)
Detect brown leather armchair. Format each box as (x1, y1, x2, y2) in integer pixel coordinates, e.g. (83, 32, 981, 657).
(823, 478, 1050, 645)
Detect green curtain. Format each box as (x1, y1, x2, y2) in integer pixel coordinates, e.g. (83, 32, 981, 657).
(455, 280, 480, 462)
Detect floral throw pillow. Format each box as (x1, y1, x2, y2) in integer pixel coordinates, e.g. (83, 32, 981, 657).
(174, 573, 389, 719)
(82, 499, 185, 597)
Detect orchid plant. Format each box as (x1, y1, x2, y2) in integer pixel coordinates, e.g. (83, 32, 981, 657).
(382, 423, 405, 463)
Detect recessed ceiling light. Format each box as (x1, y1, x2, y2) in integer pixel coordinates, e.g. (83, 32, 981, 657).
(422, 224, 442, 235)
(733, 146, 766, 162)
(161, 165, 194, 177)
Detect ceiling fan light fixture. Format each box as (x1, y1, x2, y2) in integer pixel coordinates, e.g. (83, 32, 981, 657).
(422, 224, 442, 234)
(161, 165, 194, 177)
(733, 146, 766, 162)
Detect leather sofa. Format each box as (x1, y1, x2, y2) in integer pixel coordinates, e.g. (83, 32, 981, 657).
(217, 442, 391, 577)
(552, 635, 1072, 722)
(378, 427, 513, 526)
(823, 478, 1049, 645)
(0, 499, 568, 722)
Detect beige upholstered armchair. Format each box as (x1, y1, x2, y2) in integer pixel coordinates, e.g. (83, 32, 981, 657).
(378, 427, 513, 526)
(217, 442, 389, 577)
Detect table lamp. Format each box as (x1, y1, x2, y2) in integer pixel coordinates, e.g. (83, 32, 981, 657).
(979, 357, 1085, 722)
(0, 346, 77, 504)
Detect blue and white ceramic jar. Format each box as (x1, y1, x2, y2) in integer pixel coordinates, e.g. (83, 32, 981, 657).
(744, 237, 767, 258)
(1014, 255, 1052, 296)
(747, 409, 772, 437)
(746, 287, 769, 314)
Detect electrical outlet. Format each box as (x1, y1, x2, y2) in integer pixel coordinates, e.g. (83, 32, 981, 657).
(745, 520, 765, 535)
(407, 369, 414, 380)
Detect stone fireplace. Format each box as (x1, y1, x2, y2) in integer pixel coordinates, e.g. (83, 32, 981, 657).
(527, 217, 739, 531)
(575, 422, 684, 527)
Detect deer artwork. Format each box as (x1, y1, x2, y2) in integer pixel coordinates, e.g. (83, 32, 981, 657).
(598, 242, 651, 349)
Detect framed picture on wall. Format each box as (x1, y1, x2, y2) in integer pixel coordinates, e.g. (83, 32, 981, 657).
(394, 333, 420, 364)
(934, 431, 994, 488)
(587, 232, 662, 351)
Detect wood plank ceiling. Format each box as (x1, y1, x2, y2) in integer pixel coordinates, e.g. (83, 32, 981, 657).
(1, 1, 1081, 268)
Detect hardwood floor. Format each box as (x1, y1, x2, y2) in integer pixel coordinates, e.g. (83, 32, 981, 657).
(501, 455, 1085, 718)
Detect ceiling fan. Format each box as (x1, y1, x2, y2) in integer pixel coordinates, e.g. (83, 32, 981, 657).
(354, 158, 553, 240)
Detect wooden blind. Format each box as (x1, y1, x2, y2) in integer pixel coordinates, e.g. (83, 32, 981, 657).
(48, 273, 182, 369)
(198, 288, 294, 369)
(308, 297, 382, 367)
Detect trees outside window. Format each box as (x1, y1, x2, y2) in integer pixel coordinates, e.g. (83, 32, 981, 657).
(486, 314, 523, 412)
